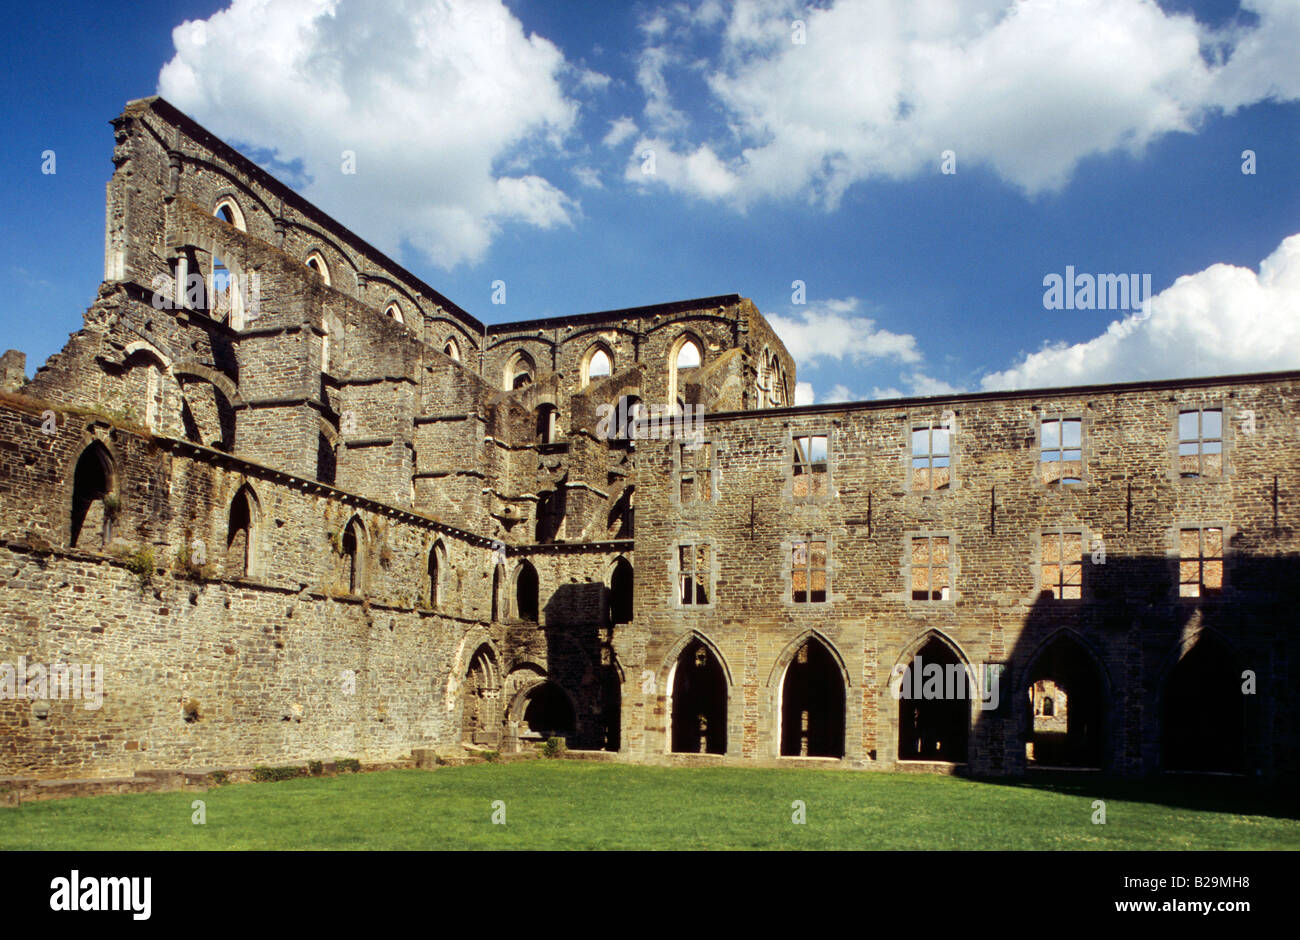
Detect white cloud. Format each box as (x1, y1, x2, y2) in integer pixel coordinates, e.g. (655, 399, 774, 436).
(627, 136, 739, 198)
(767, 298, 922, 367)
(157, 0, 579, 268)
(794, 381, 815, 405)
(602, 116, 639, 149)
(630, 0, 1300, 207)
(981, 233, 1300, 390)
(573, 166, 603, 189)
(907, 372, 963, 397)
(822, 383, 856, 403)
(576, 68, 612, 91)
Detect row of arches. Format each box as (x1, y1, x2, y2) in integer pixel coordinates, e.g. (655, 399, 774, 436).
(489, 556, 634, 625)
(499, 334, 703, 394)
(211, 197, 470, 355)
(69, 438, 634, 619)
(650, 629, 1246, 770)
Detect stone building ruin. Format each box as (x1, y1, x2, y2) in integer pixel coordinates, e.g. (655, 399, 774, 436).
(0, 97, 1296, 782)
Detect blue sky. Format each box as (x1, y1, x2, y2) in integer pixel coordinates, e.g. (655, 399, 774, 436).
(2, 0, 1298, 403)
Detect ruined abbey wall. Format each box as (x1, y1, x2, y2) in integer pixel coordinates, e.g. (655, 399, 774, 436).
(1, 96, 1294, 782)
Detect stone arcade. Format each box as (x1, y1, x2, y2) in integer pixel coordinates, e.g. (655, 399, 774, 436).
(0, 97, 1296, 782)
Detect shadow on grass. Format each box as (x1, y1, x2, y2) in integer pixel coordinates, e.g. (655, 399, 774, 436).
(971, 770, 1300, 822)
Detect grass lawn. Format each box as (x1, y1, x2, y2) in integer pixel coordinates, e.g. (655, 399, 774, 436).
(2, 762, 1297, 850)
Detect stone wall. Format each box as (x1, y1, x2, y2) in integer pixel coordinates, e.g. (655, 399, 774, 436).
(3, 95, 1296, 783)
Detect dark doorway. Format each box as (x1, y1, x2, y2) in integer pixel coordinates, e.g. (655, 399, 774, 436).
(522, 682, 574, 738)
(226, 486, 254, 578)
(601, 669, 621, 751)
(515, 562, 539, 622)
(70, 443, 112, 549)
(898, 637, 970, 762)
(341, 520, 360, 594)
(670, 639, 727, 754)
(1024, 635, 1104, 768)
(781, 638, 845, 757)
(462, 645, 499, 746)
(1163, 636, 1245, 773)
(609, 557, 633, 624)
(316, 434, 336, 485)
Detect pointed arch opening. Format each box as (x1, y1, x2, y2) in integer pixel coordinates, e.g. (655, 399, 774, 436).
(213, 197, 246, 232)
(305, 250, 331, 286)
(428, 540, 446, 608)
(226, 484, 259, 579)
(668, 334, 702, 409)
(1023, 633, 1105, 769)
(669, 637, 727, 754)
(897, 634, 971, 762)
(515, 560, 539, 623)
(1163, 634, 1245, 773)
(462, 644, 501, 746)
(383, 301, 404, 324)
(780, 636, 846, 758)
(443, 337, 461, 361)
(316, 433, 337, 485)
(609, 556, 634, 625)
(581, 343, 613, 388)
(521, 682, 575, 738)
(504, 350, 535, 390)
(491, 563, 502, 622)
(70, 442, 114, 550)
(341, 516, 365, 595)
(535, 403, 558, 444)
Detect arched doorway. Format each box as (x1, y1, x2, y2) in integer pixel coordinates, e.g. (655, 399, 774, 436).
(780, 637, 845, 757)
(1163, 635, 1245, 773)
(515, 561, 539, 622)
(521, 682, 575, 738)
(462, 644, 500, 746)
(70, 442, 113, 549)
(609, 557, 633, 624)
(897, 636, 970, 762)
(670, 638, 727, 754)
(1024, 634, 1104, 768)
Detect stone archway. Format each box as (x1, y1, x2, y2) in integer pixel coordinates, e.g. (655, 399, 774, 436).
(1022, 632, 1107, 769)
(1163, 633, 1245, 773)
(779, 635, 846, 758)
(669, 637, 728, 754)
(461, 644, 501, 747)
(896, 633, 971, 763)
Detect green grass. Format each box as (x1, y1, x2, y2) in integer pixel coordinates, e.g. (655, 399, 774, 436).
(2, 762, 1297, 850)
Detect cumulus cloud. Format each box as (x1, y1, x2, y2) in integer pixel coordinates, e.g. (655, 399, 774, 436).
(158, 0, 580, 268)
(767, 298, 922, 367)
(602, 116, 639, 148)
(981, 233, 1300, 390)
(627, 0, 1300, 206)
(794, 381, 815, 405)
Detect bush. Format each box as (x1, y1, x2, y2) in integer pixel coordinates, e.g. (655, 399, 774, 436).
(209, 770, 228, 786)
(251, 765, 306, 783)
(307, 760, 323, 776)
(480, 750, 500, 763)
(541, 737, 566, 759)
(336, 758, 361, 773)
(115, 546, 155, 591)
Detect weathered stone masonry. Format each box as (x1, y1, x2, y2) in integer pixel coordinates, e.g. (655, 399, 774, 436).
(1, 96, 1295, 781)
